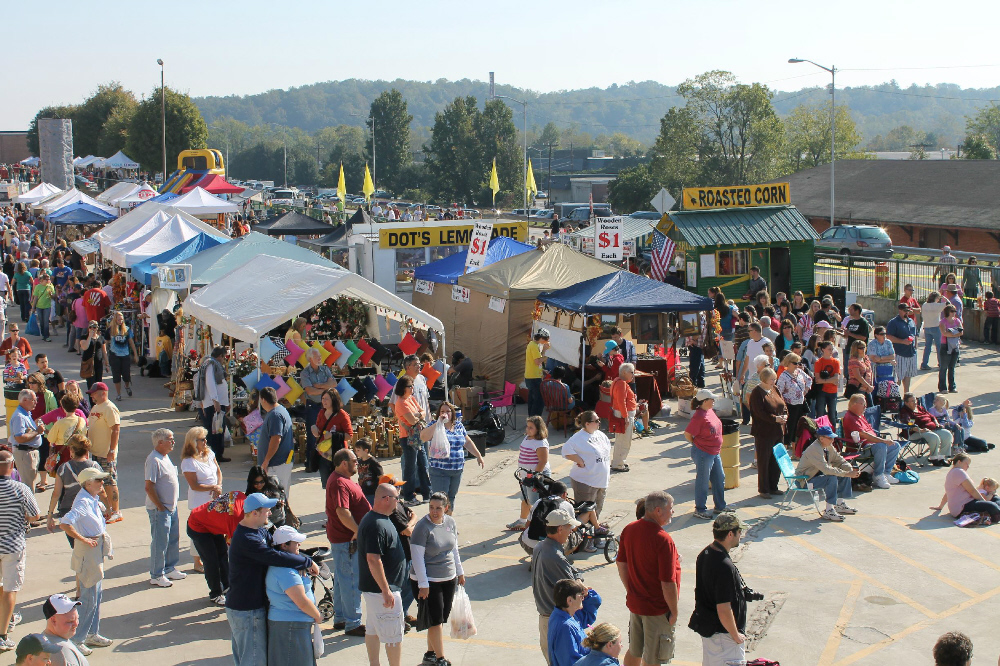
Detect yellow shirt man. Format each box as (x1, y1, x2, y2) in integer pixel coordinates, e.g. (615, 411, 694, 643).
(524, 341, 543, 380)
(87, 400, 121, 458)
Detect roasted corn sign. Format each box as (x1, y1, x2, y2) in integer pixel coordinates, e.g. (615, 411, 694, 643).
(682, 183, 790, 210)
(379, 221, 528, 248)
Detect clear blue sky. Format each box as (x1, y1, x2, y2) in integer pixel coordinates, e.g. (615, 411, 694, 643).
(6, 0, 1000, 129)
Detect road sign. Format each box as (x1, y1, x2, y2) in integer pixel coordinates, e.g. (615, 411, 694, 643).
(595, 216, 624, 262)
(651, 188, 676, 215)
(464, 221, 494, 271)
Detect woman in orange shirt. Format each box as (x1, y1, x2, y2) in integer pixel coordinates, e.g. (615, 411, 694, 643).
(394, 376, 429, 506)
(608, 363, 638, 473)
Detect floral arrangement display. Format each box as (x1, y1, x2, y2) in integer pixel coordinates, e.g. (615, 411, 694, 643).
(310, 296, 370, 340)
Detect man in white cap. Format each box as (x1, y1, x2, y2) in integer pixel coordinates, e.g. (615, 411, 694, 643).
(935, 245, 957, 280)
(41, 594, 89, 664)
(226, 492, 318, 666)
(531, 507, 582, 664)
(0, 449, 41, 652)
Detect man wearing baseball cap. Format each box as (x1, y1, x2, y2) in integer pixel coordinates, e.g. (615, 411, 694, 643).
(84, 383, 122, 524)
(14, 633, 58, 665)
(531, 507, 582, 663)
(41, 594, 89, 664)
(885, 302, 918, 393)
(689, 513, 763, 666)
(795, 426, 860, 521)
(226, 492, 319, 666)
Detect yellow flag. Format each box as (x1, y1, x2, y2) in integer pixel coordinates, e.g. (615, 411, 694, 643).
(489, 158, 500, 205)
(337, 163, 346, 201)
(362, 163, 375, 201)
(526, 159, 537, 198)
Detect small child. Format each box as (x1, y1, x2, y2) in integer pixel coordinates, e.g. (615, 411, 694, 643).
(3, 350, 28, 383)
(929, 394, 966, 451)
(353, 438, 383, 506)
(977, 477, 999, 504)
(951, 399, 993, 453)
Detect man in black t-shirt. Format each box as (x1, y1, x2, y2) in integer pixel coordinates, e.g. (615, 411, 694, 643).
(689, 513, 763, 666)
(358, 483, 407, 663)
(843, 304, 870, 344)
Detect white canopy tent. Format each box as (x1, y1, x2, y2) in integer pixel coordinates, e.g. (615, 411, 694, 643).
(115, 183, 158, 208)
(101, 210, 229, 268)
(76, 156, 104, 169)
(13, 182, 62, 204)
(96, 181, 136, 204)
(102, 151, 139, 169)
(96, 203, 226, 245)
(183, 255, 444, 344)
(169, 186, 239, 215)
(36, 189, 116, 216)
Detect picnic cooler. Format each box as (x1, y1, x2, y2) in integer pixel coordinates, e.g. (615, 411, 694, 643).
(719, 419, 741, 489)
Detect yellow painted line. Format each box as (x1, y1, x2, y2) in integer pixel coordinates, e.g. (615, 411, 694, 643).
(889, 517, 1000, 573)
(773, 528, 937, 618)
(818, 579, 863, 666)
(832, 584, 1000, 666)
(835, 522, 977, 597)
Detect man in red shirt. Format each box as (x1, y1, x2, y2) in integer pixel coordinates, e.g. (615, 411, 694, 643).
(899, 283, 921, 313)
(616, 491, 681, 666)
(325, 448, 371, 636)
(841, 394, 901, 490)
(83, 281, 112, 326)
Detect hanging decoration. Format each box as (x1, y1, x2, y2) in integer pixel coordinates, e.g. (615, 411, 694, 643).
(310, 296, 369, 340)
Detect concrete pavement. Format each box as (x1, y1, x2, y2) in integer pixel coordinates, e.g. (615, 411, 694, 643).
(5, 327, 1000, 666)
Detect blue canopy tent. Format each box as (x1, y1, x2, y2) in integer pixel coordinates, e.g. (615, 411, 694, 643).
(131, 233, 230, 285)
(48, 202, 117, 225)
(413, 237, 535, 285)
(538, 270, 712, 313)
(147, 192, 179, 204)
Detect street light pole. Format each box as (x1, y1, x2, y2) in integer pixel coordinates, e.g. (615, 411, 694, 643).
(495, 94, 528, 213)
(789, 58, 836, 227)
(351, 110, 377, 193)
(157, 59, 166, 182)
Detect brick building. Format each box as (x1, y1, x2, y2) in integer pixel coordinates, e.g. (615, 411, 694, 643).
(0, 131, 29, 165)
(773, 160, 1000, 253)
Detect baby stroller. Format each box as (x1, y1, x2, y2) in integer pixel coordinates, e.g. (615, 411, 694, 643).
(301, 546, 335, 622)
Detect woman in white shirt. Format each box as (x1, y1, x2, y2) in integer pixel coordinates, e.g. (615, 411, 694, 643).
(180, 426, 222, 572)
(561, 410, 612, 518)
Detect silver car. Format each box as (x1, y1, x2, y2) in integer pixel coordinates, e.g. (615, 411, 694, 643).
(816, 224, 893, 259)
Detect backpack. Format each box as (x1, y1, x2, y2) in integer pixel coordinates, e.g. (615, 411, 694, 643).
(526, 496, 563, 541)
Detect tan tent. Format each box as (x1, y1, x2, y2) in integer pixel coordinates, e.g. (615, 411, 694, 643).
(413, 244, 618, 391)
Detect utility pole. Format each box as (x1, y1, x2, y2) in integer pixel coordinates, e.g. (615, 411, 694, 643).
(542, 142, 557, 200)
(157, 59, 166, 182)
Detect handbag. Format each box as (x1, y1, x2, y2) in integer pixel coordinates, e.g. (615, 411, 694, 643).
(80, 357, 95, 379)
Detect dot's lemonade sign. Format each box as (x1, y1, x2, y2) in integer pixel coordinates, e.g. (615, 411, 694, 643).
(378, 221, 528, 248)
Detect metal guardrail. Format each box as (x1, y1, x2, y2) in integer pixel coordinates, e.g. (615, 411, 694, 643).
(814, 253, 1000, 301)
(891, 245, 1000, 264)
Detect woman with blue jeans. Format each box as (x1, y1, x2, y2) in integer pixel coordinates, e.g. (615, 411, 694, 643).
(394, 377, 431, 507)
(265, 526, 322, 666)
(684, 389, 728, 520)
(920, 293, 941, 369)
(419, 401, 484, 513)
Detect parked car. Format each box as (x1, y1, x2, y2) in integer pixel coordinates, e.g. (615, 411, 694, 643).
(568, 205, 612, 222)
(815, 224, 893, 259)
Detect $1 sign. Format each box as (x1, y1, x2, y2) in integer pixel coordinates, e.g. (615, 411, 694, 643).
(464, 221, 494, 272)
(595, 217, 624, 261)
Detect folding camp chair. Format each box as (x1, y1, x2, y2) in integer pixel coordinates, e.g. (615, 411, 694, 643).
(486, 381, 517, 431)
(879, 406, 927, 464)
(541, 379, 575, 438)
(773, 443, 811, 511)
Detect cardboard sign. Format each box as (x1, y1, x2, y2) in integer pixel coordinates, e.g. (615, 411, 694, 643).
(414, 279, 434, 295)
(465, 221, 494, 271)
(379, 221, 527, 248)
(682, 183, 790, 210)
(451, 285, 470, 303)
(594, 216, 624, 261)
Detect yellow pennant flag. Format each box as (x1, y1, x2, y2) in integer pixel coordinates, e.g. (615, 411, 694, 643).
(362, 163, 375, 201)
(489, 158, 500, 205)
(526, 159, 537, 197)
(337, 163, 346, 201)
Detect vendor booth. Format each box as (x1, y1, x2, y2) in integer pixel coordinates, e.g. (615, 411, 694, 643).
(412, 237, 534, 285)
(180, 173, 243, 195)
(411, 243, 617, 391)
(168, 186, 240, 215)
(265, 210, 334, 237)
(12, 182, 61, 205)
(101, 210, 230, 268)
(131, 233, 231, 286)
(35, 189, 114, 216)
(184, 231, 339, 287)
(565, 214, 658, 258)
(48, 202, 118, 225)
(661, 203, 818, 302)
(96, 203, 222, 246)
(97, 181, 139, 204)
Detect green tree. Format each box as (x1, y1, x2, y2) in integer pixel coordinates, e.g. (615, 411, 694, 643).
(677, 70, 785, 185)
(367, 89, 413, 193)
(595, 132, 644, 157)
(315, 125, 366, 168)
(127, 87, 208, 173)
(475, 98, 521, 193)
(74, 83, 137, 157)
(96, 105, 136, 156)
(425, 96, 480, 204)
(607, 164, 657, 214)
(960, 134, 996, 159)
(784, 103, 863, 170)
(648, 107, 702, 193)
(535, 122, 561, 148)
(26, 105, 79, 156)
(966, 104, 1000, 157)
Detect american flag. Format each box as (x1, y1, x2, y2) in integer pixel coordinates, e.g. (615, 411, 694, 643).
(650, 230, 676, 281)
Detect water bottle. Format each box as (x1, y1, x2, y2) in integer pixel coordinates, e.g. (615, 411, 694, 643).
(635, 419, 644, 433)
(455, 409, 463, 424)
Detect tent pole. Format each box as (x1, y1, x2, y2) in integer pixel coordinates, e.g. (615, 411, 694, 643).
(441, 330, 448, 400)
(580, 312, 586, 402)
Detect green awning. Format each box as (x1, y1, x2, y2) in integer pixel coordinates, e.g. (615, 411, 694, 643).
(668, 205, 818, 247)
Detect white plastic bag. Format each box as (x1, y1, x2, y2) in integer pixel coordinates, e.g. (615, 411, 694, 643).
(312, 622, 324, 658)
(449, 584, 477, 640)
(429, 420, 450, 460)
(211, 410, 225, 435)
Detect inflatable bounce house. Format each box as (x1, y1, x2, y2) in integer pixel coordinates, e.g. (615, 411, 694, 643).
(160, 149, 241, 195)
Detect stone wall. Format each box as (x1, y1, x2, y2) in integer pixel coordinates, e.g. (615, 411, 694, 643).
(855, 294, 987, 342)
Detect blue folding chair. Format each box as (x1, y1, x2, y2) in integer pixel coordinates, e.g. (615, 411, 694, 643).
(773, 443, 811, 511)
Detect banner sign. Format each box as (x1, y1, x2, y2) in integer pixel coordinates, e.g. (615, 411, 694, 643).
(155, 263, 192, 290)
(451, 285, 470, 303)
(464, 221, 495, 271)
(379, 221, 527, 249)
(682, 183, 789, 210)
(595, 216, 624, 261)
(414, 279, 434, 295)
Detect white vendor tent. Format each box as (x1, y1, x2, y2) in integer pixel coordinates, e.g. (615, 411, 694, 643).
(37, 189, 116, 216)
(169, 186, 239, 215)
(76, 156, 105, 169)
(97, 181, 137, 204)
(115, 183, 158, 208)
(96, 203, 226, 245)
(183, 255, 444, 343)
(101, 210, 229, 268)
(13, 182, 62, 204)
(102, 151, 139, 169)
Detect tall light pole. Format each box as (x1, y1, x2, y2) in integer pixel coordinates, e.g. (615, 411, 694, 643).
(495, 94, 528, 214)
(157, 59, 166, 182)
(351, 110, 376, 193)
(789, 57, 836, 227)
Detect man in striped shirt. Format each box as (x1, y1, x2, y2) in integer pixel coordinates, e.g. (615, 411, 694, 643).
(0, 449, 41, 652)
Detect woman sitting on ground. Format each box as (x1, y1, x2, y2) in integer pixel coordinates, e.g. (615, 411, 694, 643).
(946, 399, 994, 453)
(547, 578, 602, 666)
(930, 453, 1000, 523)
